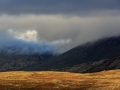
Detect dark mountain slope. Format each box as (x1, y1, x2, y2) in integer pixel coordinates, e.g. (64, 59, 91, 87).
(23, 36, 120, 71)
(0, 54, 54, 71)
(60, 57, 120, 73)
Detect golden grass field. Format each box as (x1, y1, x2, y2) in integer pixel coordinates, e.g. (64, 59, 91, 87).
(0, 70, 120, 90)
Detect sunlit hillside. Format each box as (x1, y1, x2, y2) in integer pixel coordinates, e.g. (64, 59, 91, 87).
(0, 70, 120, 90)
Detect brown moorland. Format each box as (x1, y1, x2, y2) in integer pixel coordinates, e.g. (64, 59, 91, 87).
(0, 70, 120, 90)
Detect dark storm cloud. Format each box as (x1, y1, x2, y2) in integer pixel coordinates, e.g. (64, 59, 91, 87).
(0, 15, 120, 53)
(0, 0, 119, 15)
(0, 0, 120, 53)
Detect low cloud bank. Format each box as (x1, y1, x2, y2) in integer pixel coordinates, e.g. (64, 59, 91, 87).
(0, 30, 56, 55)
(0, 39, 55, 55)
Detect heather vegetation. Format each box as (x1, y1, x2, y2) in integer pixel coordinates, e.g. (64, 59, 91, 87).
(0, 70, 120, 90)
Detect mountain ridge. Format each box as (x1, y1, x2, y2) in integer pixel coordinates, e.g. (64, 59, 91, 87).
(1, 36, 120, 72)
(22, 36, 120, 72)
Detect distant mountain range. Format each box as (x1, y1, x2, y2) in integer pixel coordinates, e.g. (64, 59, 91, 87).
(1, 36, 120, 72)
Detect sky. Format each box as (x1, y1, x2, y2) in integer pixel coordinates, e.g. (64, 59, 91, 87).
(0, 0, 120, 54)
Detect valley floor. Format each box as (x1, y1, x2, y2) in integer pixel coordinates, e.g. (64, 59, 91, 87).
(0, 70, 120, 90)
